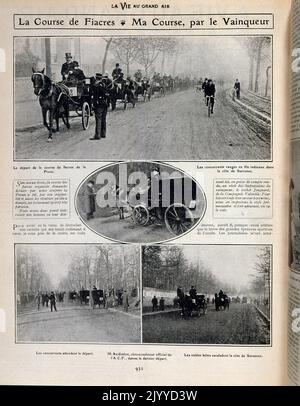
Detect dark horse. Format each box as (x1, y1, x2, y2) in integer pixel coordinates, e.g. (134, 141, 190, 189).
(108, 79, 135, 111)
(178, 294, 207, 318)
(31, 68, 70, 141)
(215, 293, 230, 311)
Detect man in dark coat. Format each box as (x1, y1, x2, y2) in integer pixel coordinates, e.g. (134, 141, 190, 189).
(189, 286, 197, 299)
(85, 180, 96, 220)
(159, 297, 165, 311)
(61, 53, 80, 80)
(152, 296, 158, 312)
(49, 292, 57, 312)
(90, 73, 110, 140)
(234, 78, 241, 99)
(112, 63, 122, 80)
(204, 79, 216, 113)
(202, 78, 208, 93)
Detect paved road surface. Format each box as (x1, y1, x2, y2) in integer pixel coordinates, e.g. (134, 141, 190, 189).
(142, 303, 270, 345)
(17, 305, 140, 343)
(15, 89, 270, 161)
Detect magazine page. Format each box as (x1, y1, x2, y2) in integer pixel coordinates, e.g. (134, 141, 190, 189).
(289, 0, 300, 387)
(0, 0, 290, 386)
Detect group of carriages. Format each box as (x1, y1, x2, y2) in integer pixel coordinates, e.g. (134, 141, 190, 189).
(68, 287, 132, 309)
(31, 61, 193, 140)
(175, 287, 231, 319)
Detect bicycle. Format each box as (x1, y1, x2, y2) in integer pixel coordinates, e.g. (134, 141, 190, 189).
(206, 95, 214, 117)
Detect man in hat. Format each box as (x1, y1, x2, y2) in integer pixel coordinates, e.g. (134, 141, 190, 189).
(234, 78, 241, 99)
(90, 73, 110, 140)
(102, 72, 113, 88)
(61, 52, 80, 80)
(112, 63, 122, 80)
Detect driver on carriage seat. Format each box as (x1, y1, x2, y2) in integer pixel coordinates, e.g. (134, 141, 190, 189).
(102, 72, 113, 88)
(189, 286, 197, 299)
(61, 52, 80, 80)
(134, 69, 143, 82)
(126, 76, 135, 91)
(112, 63, 123, 81)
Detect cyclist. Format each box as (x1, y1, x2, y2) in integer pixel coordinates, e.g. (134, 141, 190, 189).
(201, 77, 208, 94)
(234, 78, 241, 99)
(205, 79, 216, 114)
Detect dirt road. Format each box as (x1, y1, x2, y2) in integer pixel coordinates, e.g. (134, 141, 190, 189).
(17, 304, 140, 343)
(142, 303, 270, 345)
(15, 89, 270, 161)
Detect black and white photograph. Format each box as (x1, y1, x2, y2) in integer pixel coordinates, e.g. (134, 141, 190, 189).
(142, 245, 271, 345)
(16, 244, 141, 343)
(15, 35, 271, 161)
(289, 139, 300, 271)
(75, 161, 206, 243)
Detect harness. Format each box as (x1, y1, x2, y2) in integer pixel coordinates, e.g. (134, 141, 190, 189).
(32, 72, 54, 98)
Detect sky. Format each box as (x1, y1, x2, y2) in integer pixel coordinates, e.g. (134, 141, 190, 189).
(17, 36, 270, 87)
(19, 244, 266, 290)
(178, 245, 265, 289)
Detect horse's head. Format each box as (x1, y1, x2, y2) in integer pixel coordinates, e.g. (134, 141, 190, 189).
(31, 68, 46, 95)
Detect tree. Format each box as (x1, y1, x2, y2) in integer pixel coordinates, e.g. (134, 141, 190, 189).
(15, 38, 40, 78)
(250, 247, 271, 306)
(242, 37, 271, 93)
(135, 38, 174, 75)
(16, 246, 52, 294)
(102, 38, 113, 74)
(109, 38, 139, 76)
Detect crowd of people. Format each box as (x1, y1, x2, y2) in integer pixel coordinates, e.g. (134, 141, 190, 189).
(17, 290, 65, 312)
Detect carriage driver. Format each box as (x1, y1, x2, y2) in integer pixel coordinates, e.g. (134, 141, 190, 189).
(112, 63, 123, 80)
(61, 52, 80, 80)
(189, 285, 197, 299)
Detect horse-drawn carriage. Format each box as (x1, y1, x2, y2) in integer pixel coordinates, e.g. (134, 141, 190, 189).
(178, 293, 208, 318)
(129, 174, 201, 236)
(31, 68, 94, 140)
(133, 79, 151, 102)
(79, 289, 105, 308)
(61, 77, 93, 130)
(109, 78, 136, 110)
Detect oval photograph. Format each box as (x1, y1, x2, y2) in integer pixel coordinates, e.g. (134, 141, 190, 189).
(75, 162, 206, 243)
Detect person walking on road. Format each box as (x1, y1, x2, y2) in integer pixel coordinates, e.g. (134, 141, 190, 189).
(90, 73, 110, 141)
(49, 292, 57, 312)
(152, 296, 158, 312)
(35, 291, 41, 311)
(234, 79, 241, 100)
(159, 297, 165, 311)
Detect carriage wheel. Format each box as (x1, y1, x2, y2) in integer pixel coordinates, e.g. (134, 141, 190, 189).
(82, 102, 90, 130)
(132, 205, 149, 226)
(165, 203, 195, 236)
(123, 94, 127, 110)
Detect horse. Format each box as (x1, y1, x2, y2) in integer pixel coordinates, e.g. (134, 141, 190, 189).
(150, 79, 165, 97)
(133, 79, 151, 101)
(179, 294, 207, 318)
(108, 78, 135, 110)
(215, 293, 230, 311)
(31, 68, 70, 141)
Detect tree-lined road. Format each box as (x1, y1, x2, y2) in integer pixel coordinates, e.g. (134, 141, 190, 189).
(142, 303, 270, 345)
(17, 305, 141, 343)
(15, 89, 270, 161)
